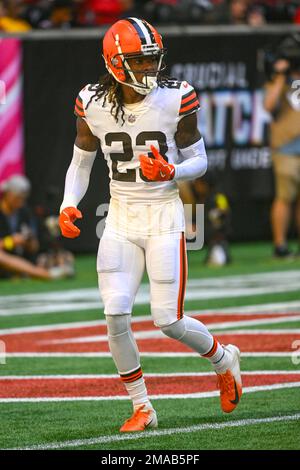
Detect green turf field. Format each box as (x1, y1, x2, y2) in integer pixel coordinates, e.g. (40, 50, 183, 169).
(1, 388, 299, 450)
(0, 241, 300, 450)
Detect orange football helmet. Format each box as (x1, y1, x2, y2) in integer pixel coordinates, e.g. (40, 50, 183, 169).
(102, 17, 166, 95)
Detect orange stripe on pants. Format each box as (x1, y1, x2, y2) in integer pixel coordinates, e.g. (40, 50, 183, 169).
(177, 233, 187, 320)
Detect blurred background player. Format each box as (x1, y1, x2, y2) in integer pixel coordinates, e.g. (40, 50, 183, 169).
(205, 0, 266, 26)
(264, 34, 300, 258)
(59, 17, 242, 432)
(178, 174, 232, 267)
(205, 184, 231, 266)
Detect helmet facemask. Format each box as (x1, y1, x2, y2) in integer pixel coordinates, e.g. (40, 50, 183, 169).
(105, 35, 167, 95)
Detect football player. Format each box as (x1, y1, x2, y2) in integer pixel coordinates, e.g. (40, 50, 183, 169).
(59, 17, 242, 432)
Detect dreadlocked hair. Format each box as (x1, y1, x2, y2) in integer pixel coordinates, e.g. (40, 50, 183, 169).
(85, 73, 178, 126)
(85, 74, 126, 125)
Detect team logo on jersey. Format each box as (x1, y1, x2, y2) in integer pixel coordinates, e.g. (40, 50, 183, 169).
(128, 114, 137, 123)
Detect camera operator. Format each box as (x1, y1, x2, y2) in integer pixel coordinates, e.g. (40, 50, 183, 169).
(264, 35, 300, 258)
(0, 175, 73, 280)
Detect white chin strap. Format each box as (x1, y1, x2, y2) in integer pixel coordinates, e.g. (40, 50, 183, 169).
(132, 76, 158, 95)
(108, 70, 158, 95)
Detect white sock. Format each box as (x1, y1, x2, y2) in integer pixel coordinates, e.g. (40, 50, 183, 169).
(202, 338, 231, 373)
(120, 367, 153, 411)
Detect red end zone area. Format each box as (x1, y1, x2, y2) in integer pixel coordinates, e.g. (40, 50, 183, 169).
(2, 312, 300, 353)
(1, 310, 299, 400)
(0, 374, 300, 399)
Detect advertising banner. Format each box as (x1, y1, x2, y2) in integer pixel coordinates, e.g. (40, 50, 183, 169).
(0, 38, 24, 184)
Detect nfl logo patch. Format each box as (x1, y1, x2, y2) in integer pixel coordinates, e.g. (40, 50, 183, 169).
(128, 114, 136, 123)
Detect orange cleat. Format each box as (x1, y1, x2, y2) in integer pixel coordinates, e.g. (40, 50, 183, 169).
(120, 405, 158, 432)
(216, 344, 242, 413)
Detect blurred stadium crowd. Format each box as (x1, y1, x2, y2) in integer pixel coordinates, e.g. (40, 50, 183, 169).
(1, 0, 300, 32)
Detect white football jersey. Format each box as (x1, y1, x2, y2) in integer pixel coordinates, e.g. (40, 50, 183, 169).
(75, 79, 200, 204)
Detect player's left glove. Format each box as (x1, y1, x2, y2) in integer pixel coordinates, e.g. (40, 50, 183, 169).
(139, 145, 175, 182)
(59, 207, 82, 238)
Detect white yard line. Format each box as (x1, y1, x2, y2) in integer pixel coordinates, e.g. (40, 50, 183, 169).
(0, 382, 299, 405)
(4, 351, 296, 358)
(211, 328, 300, 335)
(42, 325, 300, 346)
(1, 271, 300, 317)
(209, 316, 300, 330)
(194, 300, 300, 315)
(0, 371, 299, 380)
(0, 318, 125, 335)
(9, 411, 300, 450)
(1, 300, 300, 335)
(45, 330, 164, 344)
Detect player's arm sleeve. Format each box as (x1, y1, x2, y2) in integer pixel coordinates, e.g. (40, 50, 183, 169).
(174, 90, 207, 180)
(60, 145, 97, 212)
(174, 138, 207, 181)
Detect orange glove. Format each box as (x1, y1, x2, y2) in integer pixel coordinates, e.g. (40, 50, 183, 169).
(59, 207, 82, 238)
(139, 145, 175, 181)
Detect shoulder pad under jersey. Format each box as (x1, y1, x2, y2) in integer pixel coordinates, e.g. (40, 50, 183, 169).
(74, 84, 99, 119)
(178, 81, 200, 119)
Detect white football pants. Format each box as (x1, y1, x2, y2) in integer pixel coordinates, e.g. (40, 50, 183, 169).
(97, 228, 187, 327)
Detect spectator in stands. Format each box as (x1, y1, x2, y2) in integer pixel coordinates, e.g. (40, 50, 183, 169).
(144, 0, 214, 24)
(293, 3, 300, 23)
(22, 0, 79, 29)
(0, 0, 31, 31)
(21, 1, 52, 29)
(49, 0, 75, 28)
(247, 4, 266, 26)
(77, 0, 135, 26)
(257, 0, 299, 23)
(0, 175, 73, 279)
(264, 35, 300, 258)
(205, 0, 266, 24)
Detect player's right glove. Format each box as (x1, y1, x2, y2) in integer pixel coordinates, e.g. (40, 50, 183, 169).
(59, 207, 82, 238)
(139, 145, 175, 181)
